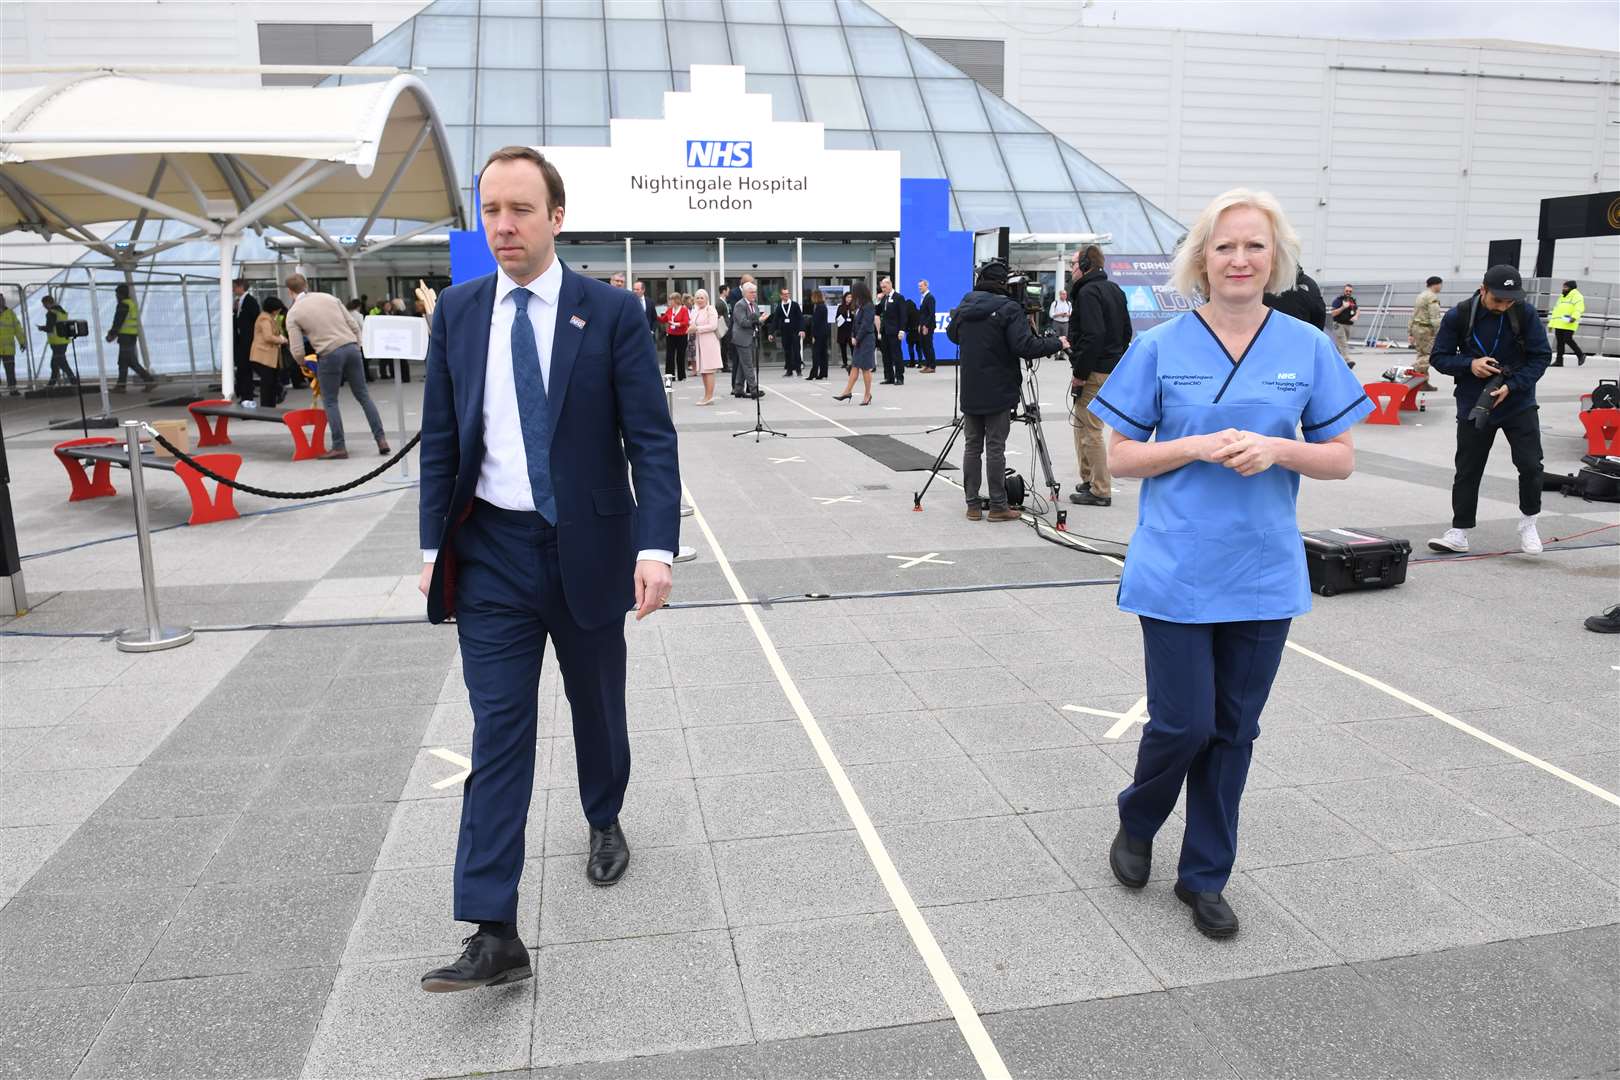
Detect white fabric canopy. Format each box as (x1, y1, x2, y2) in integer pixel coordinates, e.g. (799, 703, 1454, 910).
(0, 72, 462, 238)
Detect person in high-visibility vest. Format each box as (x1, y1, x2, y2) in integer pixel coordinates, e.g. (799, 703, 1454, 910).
(105, 283, 157, 391)
(0, 296, 22, 396)
(1549, 280, 1587, 367)
(38, 295, 78, 387)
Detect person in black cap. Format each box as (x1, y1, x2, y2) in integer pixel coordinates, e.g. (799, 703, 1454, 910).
(1425, 264, 1552, 556)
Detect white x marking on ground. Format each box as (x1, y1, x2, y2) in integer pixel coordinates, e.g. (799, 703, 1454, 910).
(1063, 696, 1149, 739)
(886, 552, 955, 569)
(769, 455, 805, 463)
(815, 495, 861, 505)
(429, 747, 472, 789)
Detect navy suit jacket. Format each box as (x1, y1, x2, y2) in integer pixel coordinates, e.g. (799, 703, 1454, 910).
(419, 263, 681, 630)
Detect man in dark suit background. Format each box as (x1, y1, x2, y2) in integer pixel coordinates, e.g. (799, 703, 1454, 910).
(916, 279, 937, 373)
(231, 278, 259, 403)
(416, 146, 680, 993)
(875, 276, 905, 385)
(632, 280, 659, 342)
(769, 287, 805, 377)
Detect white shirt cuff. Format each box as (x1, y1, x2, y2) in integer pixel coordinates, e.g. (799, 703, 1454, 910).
(422, 549, 437, 563)
(638, 549, 674, 565)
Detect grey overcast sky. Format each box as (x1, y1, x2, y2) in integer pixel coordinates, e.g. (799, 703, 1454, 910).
(1024, 0, 1620, 51)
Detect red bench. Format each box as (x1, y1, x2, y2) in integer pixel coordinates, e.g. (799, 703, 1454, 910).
(54, 437, 242, 525)
(1580, 408, 1620, 457)
(1361, 373, 1433, 425)
(188, 399, 327, 461)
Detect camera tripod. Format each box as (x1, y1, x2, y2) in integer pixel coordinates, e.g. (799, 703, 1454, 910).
(731, 383, 787, 442)
(913, 357, 1066, 530)
(925, 357, 962, 434)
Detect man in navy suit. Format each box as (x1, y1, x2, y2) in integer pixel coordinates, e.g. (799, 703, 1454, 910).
(632, 280, 659, 341)
(768, 287, 805, 377)
(416, 146, 680, 993)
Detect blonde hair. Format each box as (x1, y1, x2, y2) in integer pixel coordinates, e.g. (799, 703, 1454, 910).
(693, 288, 709, 304)
(1169, 188, 1299, 301)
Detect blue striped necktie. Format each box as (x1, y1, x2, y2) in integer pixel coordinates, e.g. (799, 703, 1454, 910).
(508, 287, 556, 524)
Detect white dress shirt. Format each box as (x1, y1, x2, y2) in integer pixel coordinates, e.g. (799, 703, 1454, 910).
(1050, 298, 1072, 323)
(422, 258, 671, 566)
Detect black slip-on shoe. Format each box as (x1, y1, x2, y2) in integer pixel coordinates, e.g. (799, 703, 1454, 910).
(1109, 826, 1151, 889)
(420, 931, 532, 992)
(1068, 491, 1112, 507)
(1174, 881, 1239, 938)
(587, 821, 630, 886)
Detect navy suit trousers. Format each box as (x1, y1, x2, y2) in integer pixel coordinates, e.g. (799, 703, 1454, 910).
(452, 500, 630, 923)
(1118, 616, 1290, 893)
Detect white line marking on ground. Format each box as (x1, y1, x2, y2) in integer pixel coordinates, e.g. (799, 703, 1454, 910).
(768, 455, 804, 463)
(767, 393, 1617, 806)
(762, 385, 858, 435)
(428, 747, 471, 789)
(680, 481, 1011, 1080)
(886, 552, 955, 569)
(1284, 641, 1620, 807)
(1063, 696, 1149, 738)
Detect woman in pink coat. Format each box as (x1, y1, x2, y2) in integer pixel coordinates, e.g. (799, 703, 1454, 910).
(688, 288, 723, 405)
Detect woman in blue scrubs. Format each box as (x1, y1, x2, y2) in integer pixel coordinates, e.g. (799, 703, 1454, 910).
(1089, 189, 1372, 938)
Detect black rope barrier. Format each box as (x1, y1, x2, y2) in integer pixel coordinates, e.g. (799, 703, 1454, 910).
(143, 424, 421, 500)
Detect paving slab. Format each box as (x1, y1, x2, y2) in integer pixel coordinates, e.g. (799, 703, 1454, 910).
(984, 991, 1238, 1080)
(302, 955, 534, 1079)
(1085, 875, 1339, 988)
(203, 804, 394, 883)
(0, 887, 189, 992)
(972, 745, 1133, 814)
(532, 930, 751, 1068)
(139, 873, 368, 980)
(539, 844, 725, 945)
(74, 968, 334, 1080)
(845, 756, 1012, 826)
(1247, 853, 1496, 962)
(1170, 964, 1468, 1080)
(880, 815, 1072, 907)
(711, 830, 891, 927)
(344, 860, 543, 963)
(1399, 834, 1620, 936)
(21, 813, 235, 895)
(731, 912, 948, 1042)
(0, 983, 126, 1080)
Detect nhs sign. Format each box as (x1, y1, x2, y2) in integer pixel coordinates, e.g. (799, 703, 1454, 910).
(686, 140, 753, 168)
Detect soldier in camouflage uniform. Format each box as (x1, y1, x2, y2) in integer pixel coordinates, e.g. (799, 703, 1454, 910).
(1408, 276, 1444, 376)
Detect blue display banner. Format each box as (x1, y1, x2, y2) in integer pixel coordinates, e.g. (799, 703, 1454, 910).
(1103, 254, 1195, 333)
(899, 177, 972, 362)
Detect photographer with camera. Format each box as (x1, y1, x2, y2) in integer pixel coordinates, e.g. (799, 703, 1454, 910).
(38, 295, 78, 387)
(947, 260, 1066, 521)
(1067, 245, 1133, 508)
(1426, 264, 1551, 556)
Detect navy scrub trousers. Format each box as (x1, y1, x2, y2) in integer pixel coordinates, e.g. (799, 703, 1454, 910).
(451, 501, 631, 924)
(1119, 615, 1291, 893)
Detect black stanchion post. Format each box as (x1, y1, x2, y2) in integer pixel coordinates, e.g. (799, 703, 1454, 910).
(0, 410, 26, 614)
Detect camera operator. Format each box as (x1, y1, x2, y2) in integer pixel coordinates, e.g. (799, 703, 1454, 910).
(38, 294, 78, 387)
(947, 260, 1066, 522)
(1426, 264, 1551, 556)
(1066, 245, 1133, 508)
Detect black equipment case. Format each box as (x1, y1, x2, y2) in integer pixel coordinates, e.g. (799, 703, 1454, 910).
(1301, 528, 1413, 597)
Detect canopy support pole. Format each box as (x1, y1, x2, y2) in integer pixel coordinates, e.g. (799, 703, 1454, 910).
(624, 237, 632, 292)
(178, 272, 201, 397)
(345, 258, 358, 302)
(82, 266, 112, 417)
(218, 234, 237, 400)
(717, 237, 725, 296)
(795, 237, 803, 301)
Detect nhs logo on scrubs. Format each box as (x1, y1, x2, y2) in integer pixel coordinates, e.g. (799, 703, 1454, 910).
(686, 141, 753, 168)
(1276, 372, 1297, 380)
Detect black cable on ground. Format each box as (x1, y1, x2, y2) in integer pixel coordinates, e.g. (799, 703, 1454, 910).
(0, 575, 1126, 638)
(144, 425, 421, 500)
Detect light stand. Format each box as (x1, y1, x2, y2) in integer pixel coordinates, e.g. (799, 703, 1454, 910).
(51, 334, 120, 435)
(731, 386, 787, 442)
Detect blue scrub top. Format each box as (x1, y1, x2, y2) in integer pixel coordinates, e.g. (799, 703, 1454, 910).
(1089, 309, 1372, 624)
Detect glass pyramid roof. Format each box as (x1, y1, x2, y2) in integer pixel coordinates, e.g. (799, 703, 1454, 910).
(332, 0, 1182, 250)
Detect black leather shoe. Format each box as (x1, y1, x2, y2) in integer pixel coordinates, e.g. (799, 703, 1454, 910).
(1069, 491, 1112, 507)
(420, 931, 532, 992)
(1109, 827, 1151, 889)
(587, 822, 630, 886)
(1174, 881, 1239, 938)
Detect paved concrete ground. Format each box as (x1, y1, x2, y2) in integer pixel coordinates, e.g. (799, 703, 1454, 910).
(1, 347, 1616, 1080)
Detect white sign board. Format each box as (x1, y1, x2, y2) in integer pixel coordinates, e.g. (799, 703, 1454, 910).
(535, 65, 901, 235)
(362, 314, 429, 361)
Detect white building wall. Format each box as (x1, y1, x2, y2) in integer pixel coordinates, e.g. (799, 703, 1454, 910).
(2, 1, 1615, 288)
(873, 1, 1620, 287)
